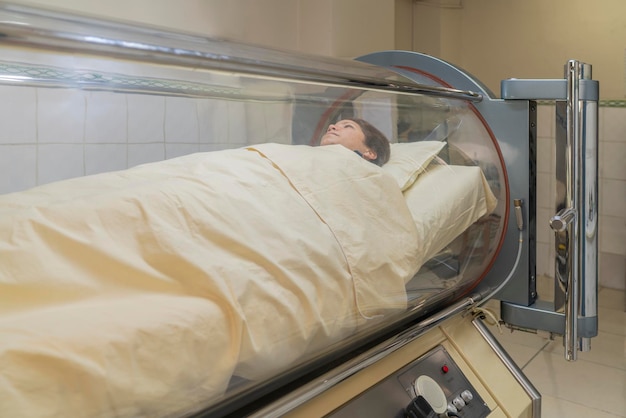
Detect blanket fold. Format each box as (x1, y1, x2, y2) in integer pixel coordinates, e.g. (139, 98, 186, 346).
(0, 144, 419, 418)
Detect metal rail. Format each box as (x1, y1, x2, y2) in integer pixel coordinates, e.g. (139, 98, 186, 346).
(472, 318, 541, 417)
(0, 2, 482, 102)
(550, 60, 598, 361)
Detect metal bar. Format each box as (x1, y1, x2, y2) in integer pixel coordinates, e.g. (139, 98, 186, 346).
(500, 78, 598, 101)
(500, 300, 598, 338)
(563, 59, 581, 361)
(472, 317, 541, 417)
(561, 60, 599, 360)
(577, 68, 599, 353)
(247, 295, 481, 418)
(0, 2, 482, 102)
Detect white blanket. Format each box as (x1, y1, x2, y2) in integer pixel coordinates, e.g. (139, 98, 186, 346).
(0, 144, 421, 417)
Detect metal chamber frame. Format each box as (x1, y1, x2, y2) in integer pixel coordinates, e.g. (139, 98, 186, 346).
(361, 50, 599, 362)
(499, 63, 599, 362)
(0, 2, 598, 416)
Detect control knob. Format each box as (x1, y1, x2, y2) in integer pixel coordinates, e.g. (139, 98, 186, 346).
(412, 375, 447, 415)
(447, 403, 459, 414)
(461, 389, 474, 403)
(452, 396, 465, 410)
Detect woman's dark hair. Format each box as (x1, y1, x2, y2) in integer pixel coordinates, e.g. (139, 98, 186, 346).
(349, 118, 391, 166)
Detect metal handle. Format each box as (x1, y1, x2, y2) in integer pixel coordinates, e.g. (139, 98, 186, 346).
(564, 61, 580, 361)
(550, 207, 576, 233)
(554, 60, 598, 361)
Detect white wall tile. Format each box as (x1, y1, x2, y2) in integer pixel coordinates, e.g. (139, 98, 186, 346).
(601, 107, 626, 143)
(600, 179, 626, 218)
(536, 136, 552, 174)
(598, 106, 604, 141)
(38, 144, 84, 185)
(599, 252, 626, 290)
(0, 86, 36, 143)
(165, 97, 198, 143)
(208, 101, 230, 144)
(85, 92, 127, 143)
(536, 207, 553, 245)
(199, 143, 235, 152)
(197, 99, 217, 144)
(265, 104, 293, 144)
(165, 143, 200, 159)
(536, 241, 553, 278)
(536, 172, 553, 210)
(0, 145, 37, 194)
(245, 103, 268, 143)
(197, 99, 239, 147)
(600, 140, 626, 181)
(85, 143, 127, 175)
(37, 88, 86, 143)
(599, 215, 626, 255)
(228, 101, 247, 144)
(536, 104, 554, 139)
(243, 100, 293, 144)
(128, 143, 165, 168)
(128, 94, 165, 143)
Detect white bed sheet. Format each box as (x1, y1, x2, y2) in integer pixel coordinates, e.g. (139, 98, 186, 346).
(0, 144, 496, 418)
(405, 162, 498, 266)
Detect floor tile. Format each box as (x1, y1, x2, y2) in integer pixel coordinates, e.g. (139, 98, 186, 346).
(482, 288, 626, 418)
(599, 306, 626, 336)
(495, 339, 543, 368)
(541, 394, 624, 418)
(494, 326, 552, 352)
(523, 351, 626, 417)
(542, 331, 626, 370)
(600, 287, 626, 311)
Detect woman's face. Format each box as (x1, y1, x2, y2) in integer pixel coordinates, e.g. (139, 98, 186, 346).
(320, 120, 366, 151)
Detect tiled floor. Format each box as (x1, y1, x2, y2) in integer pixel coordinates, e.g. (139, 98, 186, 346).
(485, 283, 626, 417)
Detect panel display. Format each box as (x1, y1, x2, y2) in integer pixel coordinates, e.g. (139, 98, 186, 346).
(328, 345, 490, 418)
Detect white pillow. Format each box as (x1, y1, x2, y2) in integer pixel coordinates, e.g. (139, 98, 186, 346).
(382, 141, 446, 191)
(403, 164, 498, 263)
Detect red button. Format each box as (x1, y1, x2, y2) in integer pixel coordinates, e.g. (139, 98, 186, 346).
(442, 365, 449, 373)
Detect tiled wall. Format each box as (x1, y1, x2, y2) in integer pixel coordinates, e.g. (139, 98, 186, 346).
(0, 85, 292, 195)
(535, 104, 626, 290)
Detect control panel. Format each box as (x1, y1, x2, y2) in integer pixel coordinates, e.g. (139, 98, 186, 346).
(327, 345, 490, 417)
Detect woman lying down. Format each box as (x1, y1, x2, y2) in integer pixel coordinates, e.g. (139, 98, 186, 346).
(0, 118, 495, 418)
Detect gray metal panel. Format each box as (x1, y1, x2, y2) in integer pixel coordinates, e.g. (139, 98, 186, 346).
(358, 51, 535, 306)
(476, 99, 535, 305)
(501, 79, 599, 101)
(501, 301, 598, 338)
(327, 345, 490, 418)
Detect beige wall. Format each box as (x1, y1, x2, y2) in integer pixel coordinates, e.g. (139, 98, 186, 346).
(17, 0, 396, 57)
(9, 0, 624, 287)
(17, 0, 624, 97)
(16, 0, 305, 50)
(412, 0, 625, 99)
